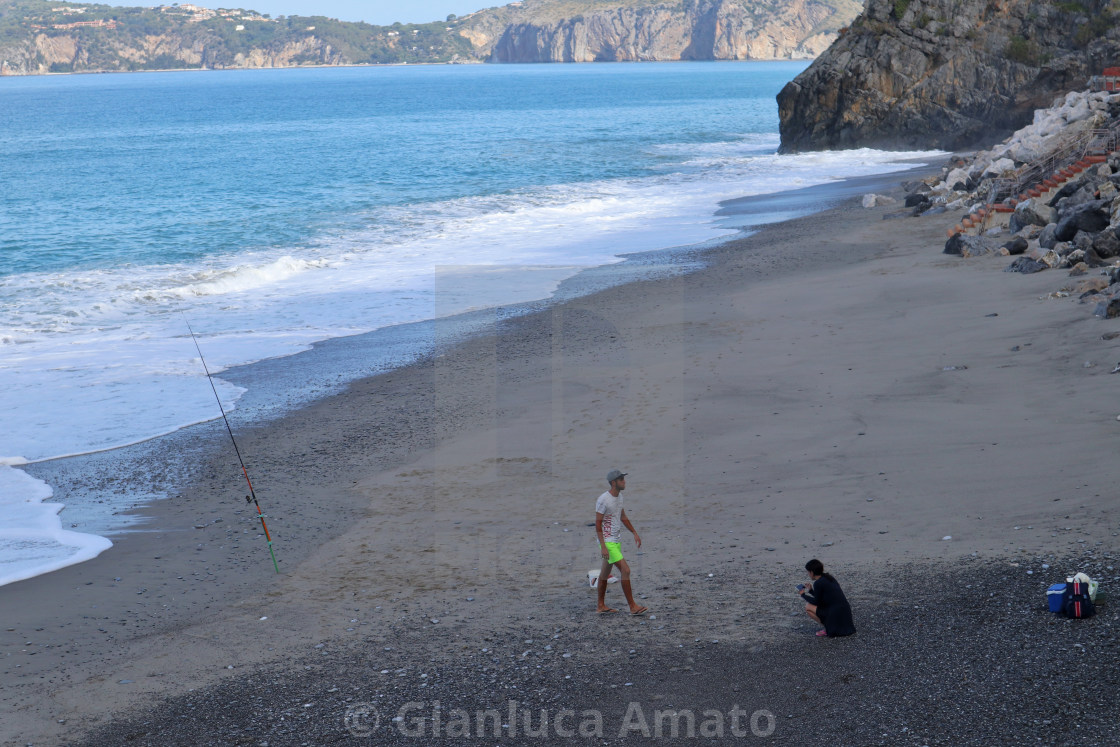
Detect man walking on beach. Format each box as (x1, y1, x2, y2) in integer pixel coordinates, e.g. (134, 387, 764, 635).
(595, 469, 648, 615)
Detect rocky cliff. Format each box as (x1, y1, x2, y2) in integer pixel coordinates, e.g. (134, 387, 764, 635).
(0, 0, 859, 74)
(482, 0, 860, 62)
(777, 0, 1120, 152)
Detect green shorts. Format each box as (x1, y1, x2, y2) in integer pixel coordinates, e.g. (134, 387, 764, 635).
(605, 541, 623, 565)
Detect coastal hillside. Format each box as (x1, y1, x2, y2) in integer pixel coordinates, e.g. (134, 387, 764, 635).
(777, 0, 1120, 152)
(468, 0, 862, 62)
(0, 1, 476, 73)
(0, 0, 860, 75)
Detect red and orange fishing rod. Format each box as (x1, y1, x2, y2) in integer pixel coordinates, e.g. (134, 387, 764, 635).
(182, 314, 280, 573)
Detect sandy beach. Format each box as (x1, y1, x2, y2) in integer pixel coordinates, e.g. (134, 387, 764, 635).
(5, 171, 1120, 746)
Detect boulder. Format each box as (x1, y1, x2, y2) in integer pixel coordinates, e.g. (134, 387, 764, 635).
(1068, 262, 1091, 277)
(960, 239, 996, 258)
(1049, 177, 1089, 207)
(1038, 223, 1059, 249)
(904, 192, 929, 207)
(1093, 298, 1120, 319)
(1001, 236, 1028, 256)
(1015, 199, 1056, 228)
(1043, 175, 1106, 209)
(1007, 135, 1047, 164)
(1073, 231, 1095, 252)
(1008, 213, 1025, 235)
(1100, 181, 1119, 202)
(1067, 248, 1087, 264)
(1063, 99, 1091, 123)
(909, 199, 933, 216)
(984, 157, 1016, 176)
(1005, 257, 1047, 274)
(1074, 276, 1109, 293)
(944, 233, 995, 257)
(1054, 180, 1107, 211)
(945, 167, 971, 192)
(1055, 200, 1110, 242)
(862, 193, 897, 208)
(1039, 250, 1062, 269)
(1083, 248, 1111, 267)
(1092, 230, 1120, 259)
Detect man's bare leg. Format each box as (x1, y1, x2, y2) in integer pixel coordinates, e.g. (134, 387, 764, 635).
(616, 559, 648, 615)
(597, 558, 618, 613)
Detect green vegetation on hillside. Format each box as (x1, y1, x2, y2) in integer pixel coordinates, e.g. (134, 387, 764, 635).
(0, 0, 479, 70)
(0, 0, 858, 73)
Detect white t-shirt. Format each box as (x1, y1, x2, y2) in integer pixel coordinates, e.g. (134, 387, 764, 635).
(595, 490, 623, 544)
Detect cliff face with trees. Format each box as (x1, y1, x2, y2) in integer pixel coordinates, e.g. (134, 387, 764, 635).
(0, 1, 476, 74)
(0, 0, 859, 75)
(777, 0, 1120, 152)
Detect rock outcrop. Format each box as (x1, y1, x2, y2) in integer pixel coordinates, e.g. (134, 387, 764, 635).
(777, 0, 1120, 152)
(484, 0, 859, 62)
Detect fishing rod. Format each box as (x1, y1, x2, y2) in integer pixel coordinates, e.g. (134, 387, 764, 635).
(182, 313, 280, 574)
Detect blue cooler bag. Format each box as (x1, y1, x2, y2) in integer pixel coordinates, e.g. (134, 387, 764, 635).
(1047, 583, 1067, 612)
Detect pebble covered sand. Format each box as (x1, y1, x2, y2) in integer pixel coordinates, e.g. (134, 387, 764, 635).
(77, 556, 1119, 746)
(6, 172, 1120, 746)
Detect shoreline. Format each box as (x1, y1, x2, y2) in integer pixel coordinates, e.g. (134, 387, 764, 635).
(6, 167, 1120, 744)
(14, 165, 931, 576)
(3, 57, 816, 79)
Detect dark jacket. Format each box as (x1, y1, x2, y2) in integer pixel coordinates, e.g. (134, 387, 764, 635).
(801, 574, 856, 637)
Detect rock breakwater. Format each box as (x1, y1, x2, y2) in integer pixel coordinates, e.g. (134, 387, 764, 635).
(899, 89, 1120, 318)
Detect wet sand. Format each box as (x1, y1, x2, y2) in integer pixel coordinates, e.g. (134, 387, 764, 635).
(5, 173, 1120, 745)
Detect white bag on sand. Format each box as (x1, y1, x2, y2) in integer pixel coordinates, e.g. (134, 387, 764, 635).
(1073, 572, 1099, 601)
(587, 569, 618, 587)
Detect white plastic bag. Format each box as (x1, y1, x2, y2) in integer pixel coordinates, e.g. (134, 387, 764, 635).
(586, 569, 618, 587)
(1073, 572, 1099, 601)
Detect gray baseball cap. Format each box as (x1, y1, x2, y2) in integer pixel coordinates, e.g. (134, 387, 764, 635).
(607, 469, 627, 482)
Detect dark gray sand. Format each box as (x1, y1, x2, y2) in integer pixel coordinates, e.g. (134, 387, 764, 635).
(77, 557, 1120, 746)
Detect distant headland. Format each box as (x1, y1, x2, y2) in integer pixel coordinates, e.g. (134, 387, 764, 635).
(0, 0, 860, 75)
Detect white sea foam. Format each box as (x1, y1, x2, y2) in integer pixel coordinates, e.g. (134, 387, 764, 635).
(2, 145, 941, 463)
(0, 143, 941, 585)
(0, 465, 113, 587)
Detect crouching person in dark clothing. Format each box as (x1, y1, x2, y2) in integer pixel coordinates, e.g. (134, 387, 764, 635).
(799, 558, 855, 638)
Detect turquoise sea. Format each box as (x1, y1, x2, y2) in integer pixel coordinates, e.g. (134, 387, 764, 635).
(0, 61, 939, 584)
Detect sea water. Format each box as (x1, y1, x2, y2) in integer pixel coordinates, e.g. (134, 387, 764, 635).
(0, 62, 940, 586)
